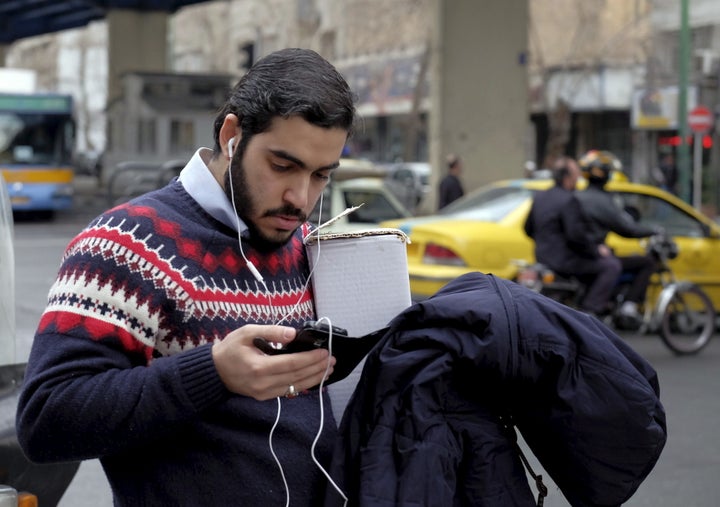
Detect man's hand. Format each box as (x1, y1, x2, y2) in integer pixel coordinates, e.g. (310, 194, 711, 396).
(211, 324, 336, 400)
(652, 225, 666, 237)
(597, 244, 612, 257)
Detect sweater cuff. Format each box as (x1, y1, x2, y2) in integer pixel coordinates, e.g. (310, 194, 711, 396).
(176, 343, 229, 412)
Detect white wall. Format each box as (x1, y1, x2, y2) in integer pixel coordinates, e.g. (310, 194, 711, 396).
(57, 22, 108, 153)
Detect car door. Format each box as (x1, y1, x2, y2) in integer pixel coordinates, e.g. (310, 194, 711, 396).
(608, 189, 720, 305)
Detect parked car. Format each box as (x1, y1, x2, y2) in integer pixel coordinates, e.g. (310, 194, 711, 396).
(308, 159, 412, 233)
(106, 159, 186, 207)
(0, 174, 80, 505)
(381, 177, 720, 307)
(383, 161, 431, 212)
(72, 150, 104, 178)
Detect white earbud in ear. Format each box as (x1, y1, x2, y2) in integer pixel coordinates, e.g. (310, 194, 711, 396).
(228, 138, 235, 158)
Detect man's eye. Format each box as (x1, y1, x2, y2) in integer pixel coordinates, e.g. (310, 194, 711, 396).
(314, 172, 331, 181)
(272, 163, 291, 172)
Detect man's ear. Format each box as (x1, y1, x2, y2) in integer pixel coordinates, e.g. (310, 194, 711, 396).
(220, 113, 240, 159)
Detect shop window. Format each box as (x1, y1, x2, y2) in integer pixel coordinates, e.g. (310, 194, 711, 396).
(170, 119, 195, 153)
(137, 118, 156, 154)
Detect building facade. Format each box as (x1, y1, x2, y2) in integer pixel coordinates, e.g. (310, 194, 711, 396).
(527, 0, 652, 174)
(6, 0, 718, 211)
(106, 72, 233, 167)
(171, 0, 433, 163)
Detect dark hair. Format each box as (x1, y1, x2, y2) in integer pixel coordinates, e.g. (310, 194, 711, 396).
(213, 48, 357, 155)
(446, 153, 461, 170)
(552, 156, 571, 186)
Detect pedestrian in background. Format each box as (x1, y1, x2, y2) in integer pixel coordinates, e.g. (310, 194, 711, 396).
(653, 152, 678, 195)
(16, 48, 356, 507)
(438, 153, 465, 210)
(523, 160, 537, 178)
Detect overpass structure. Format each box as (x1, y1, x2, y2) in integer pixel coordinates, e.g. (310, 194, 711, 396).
(0, 1, 204, 44)
(0, 1, 529, 201)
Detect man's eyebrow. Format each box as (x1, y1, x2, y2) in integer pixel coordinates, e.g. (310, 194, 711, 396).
(269, 149, 340, 171)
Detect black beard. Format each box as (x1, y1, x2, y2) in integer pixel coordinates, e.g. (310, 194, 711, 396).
(245, 221, 291, 253)
(223, 151, 306, 251)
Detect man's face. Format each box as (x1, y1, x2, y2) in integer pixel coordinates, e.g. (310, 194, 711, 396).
(226, 116, 348, 248)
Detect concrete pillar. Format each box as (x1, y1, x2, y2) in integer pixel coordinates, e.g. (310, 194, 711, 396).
(106, 9, 169, 104)
(427, 0, 529, 211)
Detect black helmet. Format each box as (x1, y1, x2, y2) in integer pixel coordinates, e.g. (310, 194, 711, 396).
(579, 150, 621, 186)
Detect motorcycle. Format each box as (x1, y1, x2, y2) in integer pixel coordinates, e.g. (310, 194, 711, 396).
(514, 233, 716, 355)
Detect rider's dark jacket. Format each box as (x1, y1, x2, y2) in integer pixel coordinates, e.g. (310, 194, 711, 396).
(524, 184, 598, 273)
(576, 184, 657, 245)
(325, 272, 666, 507)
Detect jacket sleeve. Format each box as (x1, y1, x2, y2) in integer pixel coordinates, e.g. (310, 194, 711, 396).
(592, 192, 657, 239)
(16, 332, 228, 463)
(607, 207, 657, 238)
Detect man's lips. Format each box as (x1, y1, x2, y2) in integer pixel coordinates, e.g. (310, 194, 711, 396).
(267, 214, 302, 230)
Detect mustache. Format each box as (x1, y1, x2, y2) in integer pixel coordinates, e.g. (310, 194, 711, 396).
(262, 204, 307, 222)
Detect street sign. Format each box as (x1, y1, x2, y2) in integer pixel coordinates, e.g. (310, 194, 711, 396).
(688, 105, 713, 133)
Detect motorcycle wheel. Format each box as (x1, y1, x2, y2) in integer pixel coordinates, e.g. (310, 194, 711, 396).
(657, 283, 715, 355)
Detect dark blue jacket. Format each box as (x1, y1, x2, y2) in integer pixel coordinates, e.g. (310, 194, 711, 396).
(326, 272, 666, 507)
(524, 185, 598, 273)
(576, 185, 657, 245)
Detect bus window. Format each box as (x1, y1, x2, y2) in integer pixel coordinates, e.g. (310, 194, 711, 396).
(0, 93, 75, 214)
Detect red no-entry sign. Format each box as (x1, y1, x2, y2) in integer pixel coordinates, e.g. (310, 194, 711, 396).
(688, 105, 713, 133)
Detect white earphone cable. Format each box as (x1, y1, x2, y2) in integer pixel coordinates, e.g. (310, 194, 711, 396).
(310, 316, 349, 505)
(227, 145, 289, 503)
(269, 397, 291, 507)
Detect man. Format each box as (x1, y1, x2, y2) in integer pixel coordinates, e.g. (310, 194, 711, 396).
(576, 150, 659, 321)
(655, 152, 678, 195)
(16, 48, 356, 506)
(524, 156, 622, 316)
(438, 153, 465, 209)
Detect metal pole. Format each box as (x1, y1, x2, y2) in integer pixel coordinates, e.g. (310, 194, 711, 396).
(677, 0, 692, 204)
(693, 133, 703, 209)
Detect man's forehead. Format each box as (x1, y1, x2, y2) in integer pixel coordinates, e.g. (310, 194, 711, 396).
(252, 117, 347, 167)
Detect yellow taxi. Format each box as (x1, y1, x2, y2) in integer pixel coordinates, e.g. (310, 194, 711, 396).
(381, 177, 720, 310)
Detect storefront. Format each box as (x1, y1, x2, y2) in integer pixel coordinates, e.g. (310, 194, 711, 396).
(337, 49, 429, 162)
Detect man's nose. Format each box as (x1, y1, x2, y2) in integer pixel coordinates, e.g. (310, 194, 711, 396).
(283, 174, 311, 209)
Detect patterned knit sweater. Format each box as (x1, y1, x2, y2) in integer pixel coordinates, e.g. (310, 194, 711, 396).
(16, 181, 338, 506)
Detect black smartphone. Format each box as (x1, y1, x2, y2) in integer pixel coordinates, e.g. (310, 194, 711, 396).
(253, 321, 386, 386)
(253, 320, 348, 355)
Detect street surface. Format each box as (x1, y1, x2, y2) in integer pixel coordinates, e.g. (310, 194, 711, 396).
(12, 202, 720, 507)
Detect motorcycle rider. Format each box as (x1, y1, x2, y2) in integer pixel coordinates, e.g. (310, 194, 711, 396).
(524, 156, 622, 316)
(576, 150, 659, 322)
